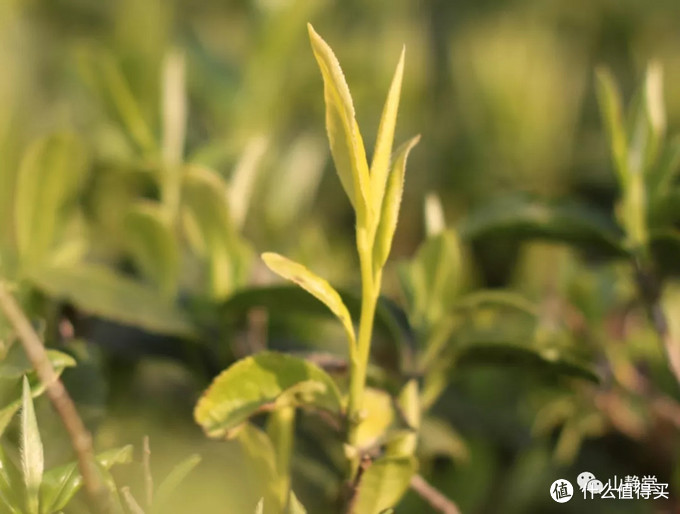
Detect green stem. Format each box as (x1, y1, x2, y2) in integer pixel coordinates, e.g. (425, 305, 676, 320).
(346, 227, 381, 479)
(267, 406, 296, 508)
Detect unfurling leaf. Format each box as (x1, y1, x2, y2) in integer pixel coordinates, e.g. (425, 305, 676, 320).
(262, 253, 356, 351)
(194, 352, 342, 438)
(308, 24, 370, 217)
(373, 136, 420, 271)
(370, 49, 405, 212)
(21, 376, 43, 514)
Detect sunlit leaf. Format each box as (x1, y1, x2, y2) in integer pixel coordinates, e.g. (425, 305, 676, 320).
(373, 136, 420, 272)
(370, 49, 405, 212)
(28, 264, 195, 338)
(287, 491, 307, 514)
(308, 24, 370, 216)
(194, 352, 342, 438)
(151, 454, 201, 514)
(351, 456, 416, 514)
(14, 133, 88, 270)
(355, 388, 395, 451)
(21, 376, 43, 514)
(40, 445, 133, 514)
(262, 253, 356, 350)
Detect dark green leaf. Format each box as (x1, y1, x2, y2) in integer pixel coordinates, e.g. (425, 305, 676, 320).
(459, 194, 625, 256)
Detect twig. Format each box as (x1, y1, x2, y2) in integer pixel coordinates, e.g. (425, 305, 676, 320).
(143, 436, 153, 508)
(0, 283, 109, 513)
(410, 474, 461, 514)
(121, 487, 146, 514)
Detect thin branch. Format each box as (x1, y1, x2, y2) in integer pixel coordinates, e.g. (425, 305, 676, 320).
(410, 474, 461, 514)
(143, 436, 153, 509)
(0, 283, 109, 513)
(122, 487, 146, 514)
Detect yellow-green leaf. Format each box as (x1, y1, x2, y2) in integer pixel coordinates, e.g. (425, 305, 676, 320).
(308, 24, 370, 217)
(355, 388, 395, 451)
(182, 165, 250, 299)
(373, 136, 420, 271)
(262, 252, 356, 351)
(123, 202, 179, 297)
(370, 48, 405, 213)
(595, 68, 629, 189)
(351, 456, 417, 514)
(194, 352, 342, 438)
(21, 376, 43, 514)
(14, 133, 88, 270)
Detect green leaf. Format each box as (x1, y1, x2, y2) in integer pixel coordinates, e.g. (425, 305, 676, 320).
(14, 133, 88, 269)
(451, 290, 539, 317)
(194, 352, 343, 438)
(455, 339, 600, 383)
(405, 229, 462, 327)
(21, 376, 43, 514)
(0, 345, 76, 380)
(262, 253, 356, 351)
(459, 194, 625, 256)
(151, 454, 201, 514)
(351, 456, 417, 514)
(0, 361, 76, 437)
(221, 286, 410, 350)
(0, 445, 20, 513)
(355, 388, 395, 451)
(238, 425, 280, 512)
(181, 165, 249, 299)
(28, 264, 195, 338)
(385, 381, 420, 457)
(370, 49, 405, 212)
(373, 136, 420, 272)
(40, 445, 133, 514)
(86, 51, 156, 154)
(308, 24, 370, 217)
(418, 417, 469, 462)
(123, 201, 179, 297)
(595, 68, 629, 188)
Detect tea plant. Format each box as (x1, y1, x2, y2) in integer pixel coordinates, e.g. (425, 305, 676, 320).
(195, 25, 424, 513)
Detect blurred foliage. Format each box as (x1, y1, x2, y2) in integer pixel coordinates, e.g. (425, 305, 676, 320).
(0, 0, 679, 512)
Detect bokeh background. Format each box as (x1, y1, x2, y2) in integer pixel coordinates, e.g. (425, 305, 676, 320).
(1, 0, 680, 512)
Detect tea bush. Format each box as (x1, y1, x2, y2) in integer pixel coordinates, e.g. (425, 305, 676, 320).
(0, 1, 679, 513)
